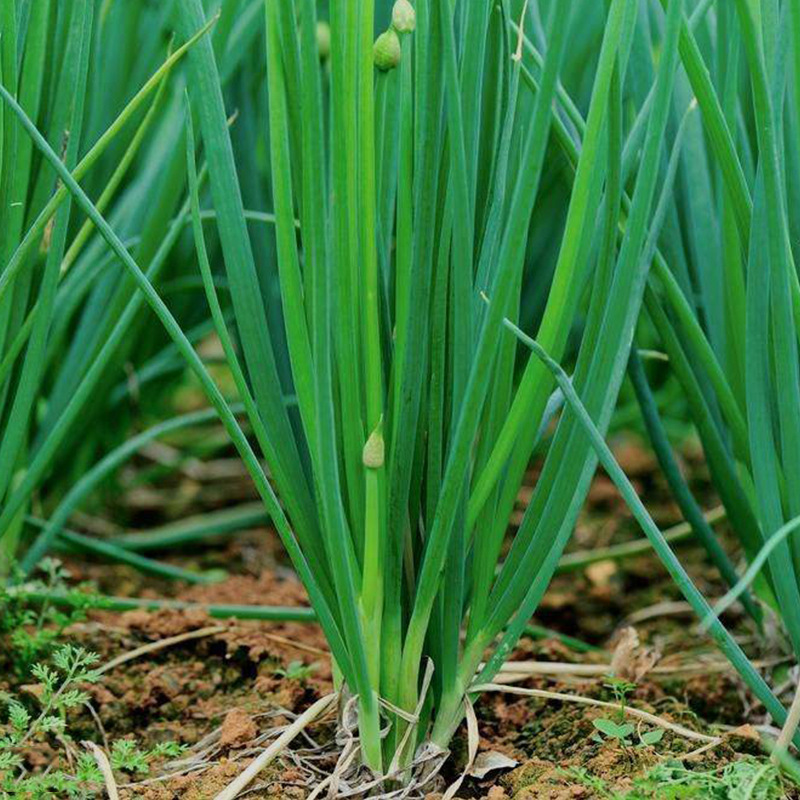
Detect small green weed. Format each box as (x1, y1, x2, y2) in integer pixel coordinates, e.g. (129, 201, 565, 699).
(0, 644, 185, 799)
(566, 757, 796, 799)
(0, 560, 96, 675)
(109, 739, 185, 775)
(592, 675, 663, 749)
(604, 676, 638, 721)
(592, 718, 636, 746)
(630, 758, 792, 799)
(0, 644, 103, 798)
(273, 660, 317, 683)
(591, 718, 664, 748)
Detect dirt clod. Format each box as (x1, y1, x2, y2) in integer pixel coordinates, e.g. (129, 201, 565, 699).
(120, 608, 212, 637)
(220, 707, 258, 747)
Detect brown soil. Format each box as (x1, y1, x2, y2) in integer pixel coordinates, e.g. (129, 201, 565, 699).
(4, 434, 797, 798)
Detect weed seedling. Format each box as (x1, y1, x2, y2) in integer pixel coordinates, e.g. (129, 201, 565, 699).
(0, 559, 96, 675)
(0, 645, 102, 797)
(604, 676, 638, 722)
(274, 660, 317, 684)
(592, 676, 663, 749)
(110, 739, 186, 775)
(592, 717, 636, 747)
(0, 644, 185, 798)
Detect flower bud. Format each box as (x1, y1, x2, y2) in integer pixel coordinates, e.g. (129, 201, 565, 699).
(316, 21, 331, 61)
(392, 0, 416, 34)
(373, 29, 401, 71)
(363, 423, 385, 469)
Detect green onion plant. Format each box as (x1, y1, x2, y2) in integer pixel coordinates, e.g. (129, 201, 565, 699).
(5, 0, 800, 779)
(0, 2, 238, 575)
(169, 0, 707, 770)
(621, 0, 800, 744)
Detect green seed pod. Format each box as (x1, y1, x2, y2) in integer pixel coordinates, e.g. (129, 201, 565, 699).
(392, 0, 416, 34)
(373, 29, 401, 71)
(316, 21, 331, 61)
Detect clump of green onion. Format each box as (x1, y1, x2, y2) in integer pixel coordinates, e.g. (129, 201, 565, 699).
(5, 0, 800, 781)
